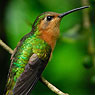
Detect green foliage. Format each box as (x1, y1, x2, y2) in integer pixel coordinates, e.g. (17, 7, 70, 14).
(83, 55, 93, 69)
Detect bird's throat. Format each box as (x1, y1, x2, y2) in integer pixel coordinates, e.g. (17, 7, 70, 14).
(40, 29, 59, 51)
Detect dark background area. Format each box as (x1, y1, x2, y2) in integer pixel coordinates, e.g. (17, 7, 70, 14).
(0, 0, 95, 95)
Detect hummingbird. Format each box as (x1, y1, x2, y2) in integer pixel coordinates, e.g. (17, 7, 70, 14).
(5, 6, 89, 95)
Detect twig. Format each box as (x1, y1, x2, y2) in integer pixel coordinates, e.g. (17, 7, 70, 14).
(0, 39, 69, 95)
(81, 0, 95, 67)
(40, 77, 69, 95)
(81, 0, 90, 29)
(0, 39, 13, 54)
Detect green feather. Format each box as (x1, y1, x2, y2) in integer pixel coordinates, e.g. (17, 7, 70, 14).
(6, 29, 51, 94)
(5, 12, 51, 95)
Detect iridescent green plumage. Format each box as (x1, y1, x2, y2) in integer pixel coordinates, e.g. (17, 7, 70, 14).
(5, 13, 51, 95)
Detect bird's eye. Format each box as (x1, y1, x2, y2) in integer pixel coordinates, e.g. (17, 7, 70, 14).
(46, 16, 54, 21)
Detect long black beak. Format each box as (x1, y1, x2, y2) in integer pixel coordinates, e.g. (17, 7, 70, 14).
(58, 6, 90, 18)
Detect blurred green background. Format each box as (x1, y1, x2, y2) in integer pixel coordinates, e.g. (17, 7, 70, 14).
(0, 0, 95, 95)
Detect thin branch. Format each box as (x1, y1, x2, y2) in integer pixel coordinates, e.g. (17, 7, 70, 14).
(40, 77, 69, 95)
(81, 0, 90, 29)
(81, 0, 95, 67)
(0, 39, 69, 95)
(0, 39, 13, 54)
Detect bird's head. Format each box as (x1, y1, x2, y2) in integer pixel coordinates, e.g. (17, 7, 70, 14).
(32, 6, 89, 50)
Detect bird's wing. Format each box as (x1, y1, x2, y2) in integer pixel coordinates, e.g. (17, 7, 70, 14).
(13, 53, 51, 95)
